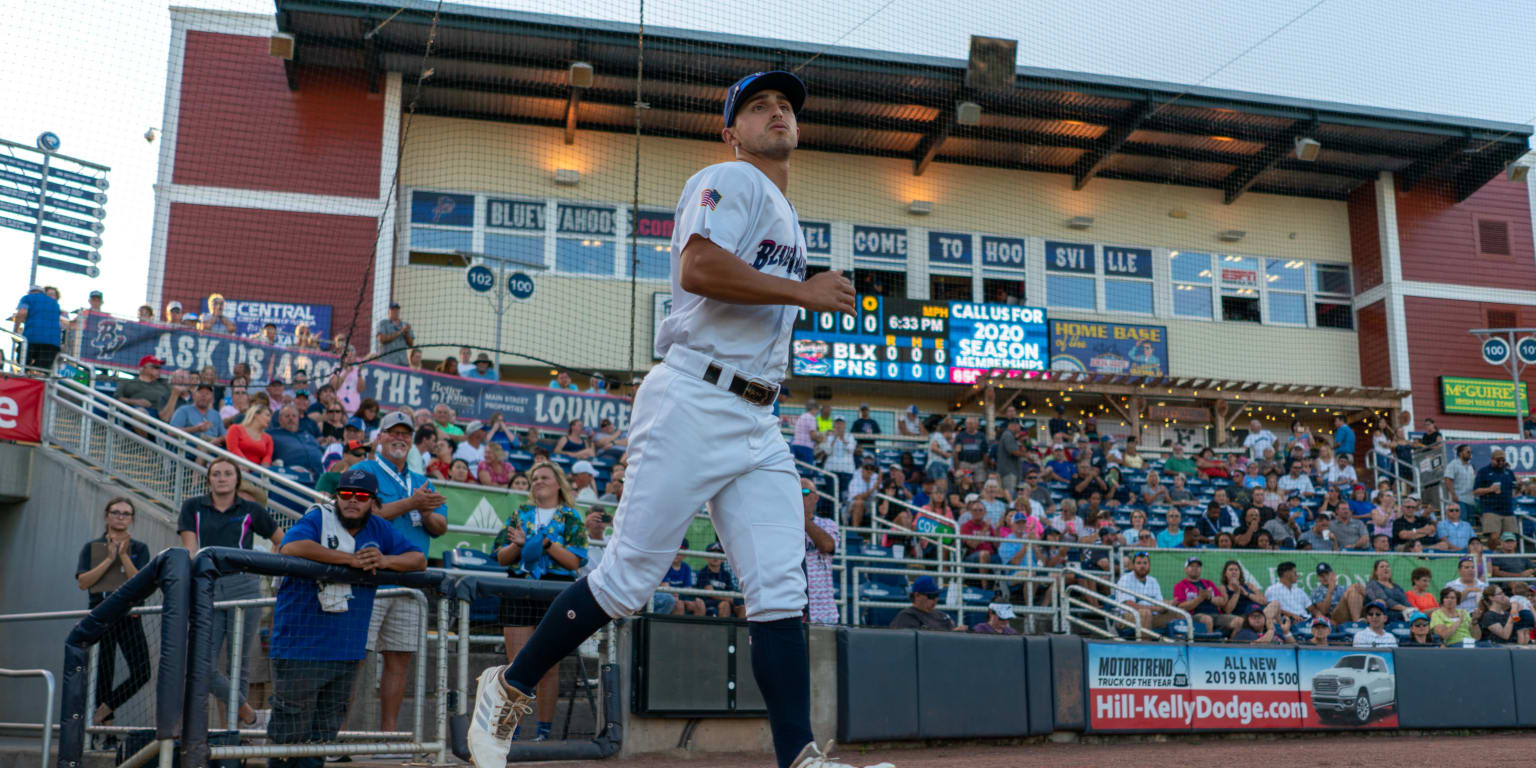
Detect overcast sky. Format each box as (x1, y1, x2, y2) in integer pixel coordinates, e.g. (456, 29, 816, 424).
(3, 0, 1533, 316)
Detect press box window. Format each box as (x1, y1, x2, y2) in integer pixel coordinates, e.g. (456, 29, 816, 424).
(855, 269, 905, 298)
(627, 242, 672, 280)
(556, 239, 614, 275)
(929, 274, 973, 302)
(982, 277, 1025, 304)
(1170, 251, 1213, 319)
(408, 190, 475, 266)
(1219, 255, 1261, 323)
(1265, 258, 1307, 325)
(1313, 263, 1353, 329)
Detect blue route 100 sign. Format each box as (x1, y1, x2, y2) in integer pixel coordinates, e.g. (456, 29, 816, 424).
(1518, 337, 1536, 366)
(508, 272, 535, 300)
(37, 132, 61, 152)
(465, 264, 495, 293)
(1483, 337, 1511, 366)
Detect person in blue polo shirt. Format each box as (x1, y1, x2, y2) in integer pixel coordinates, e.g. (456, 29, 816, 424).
(13, 284, 62, 370)
(462, 352, 500, 381)
(350, 410, 447, 735)
(1473, 448, 1519, 540)
(268, 469, 425, 768)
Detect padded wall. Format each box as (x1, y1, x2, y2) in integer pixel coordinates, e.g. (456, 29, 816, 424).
(1394, 647, 1516, 729)
(1050, 634, 1086, 731)
(837, 628, 920, 743)
(915, 632, 1029, 738)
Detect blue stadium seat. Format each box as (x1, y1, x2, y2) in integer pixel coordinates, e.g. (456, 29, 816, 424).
(1387, 621, 1412, 642)
(861, 607, 902, 627)
(1164, 618, 1223, 642)
(960, 586, 990, 605)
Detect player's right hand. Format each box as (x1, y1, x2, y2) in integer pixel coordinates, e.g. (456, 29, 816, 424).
(800, 270, 856, 314)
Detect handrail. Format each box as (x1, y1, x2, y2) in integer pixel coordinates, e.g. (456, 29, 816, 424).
(1063, 583, 1140, 640)
(1063, 566, 1194, 642)
(794, 458, 841, 505)
(0, 669, 55, 766)
(0, 327, 27, 375)
(850, 565, 1051, 628)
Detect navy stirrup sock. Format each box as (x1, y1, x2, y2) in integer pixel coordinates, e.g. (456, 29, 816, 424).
(748, 618, 815, 768)
(502, 577, 612, 694)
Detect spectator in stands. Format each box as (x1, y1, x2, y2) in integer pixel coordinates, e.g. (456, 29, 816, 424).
(352, 412, 448, 736)
(268, 405, 324, 480)
(655, 543, 703, 616)
(76, 497, 152, 726)
(1444, 444, 1478, 520)
(1071, 461, 1110, 502)
(889, 575, 959, 631)
(226, 404, 274, 466)
(1137, 471, 1171, 506)
(926, 419, 955, 479)
(463, 352, 498, 381)
(1445, 556, 1488, 611)
(1116, 552, 1172, 633)
(1233, 605, 1293, 644)
(848, 403, 880, 444)
(452, 421, 488, 465)
(163, 300, 184, 325)
(592, 418, 625, 454)
(554, 418, 595, 460)
(1395, 612, 1435, 646)
(545, 370, 578, 391)
(1152, 509, 1184, 548)
(478, 442, 517, 487)
(261, 377, 289, 413)
(822, 417, 857, 491)
(953, 416, 988, 475)
(1173, 557, 1225, 633)
(424, 441, 454, 480)
(1163, 443, 1197, 477)
(1325, 452, 1358, 491)
(1400, 567, 1438, 615)
(694, 542, 745, 619)
(1492, 531, 1536, 581)
(11, 285, 60, 370)
(492, 460, 588, 740)
(447, 458, 473, 484)
(1510, 582, 1536, 642)
(1195, 447, 1229, 479)
(967, 602, 1020, 635)
(1369, 533, 1391, 552)
(1262, 503, 1301, 548)
(1332, 413, 1356, 458)
(1311, 562, 1363, 624)
(1050, 498, 1085, 539)
(1298, 512, 1337, 551)
(1434, 502, 1475, 551)
(317, 440, 371, 493)
(407, 426, 436, 475)
(1216, 560, 1267, 628)
(1302, 617, 1334, 646)
(1430, 586, 1475, 646)
(959, 498, 996, 568)
(1265, 561, 1311, 625)
(1364, 559, 1412, 619)
(800, 476, 839, 624)
(200, 294, 237, 334)
(1331, 502, 1370, 551)
(1474, 448, 1518, 539)
(405, 348, 424, 370)
(1352, 601, 1398, 648)
(813, 403, 834, 434)
(1041, 445, 1074, 484)
(1122, 508, 1154, 544)
(1243, 419, 1277, 460)
(430, 357, 458, 377)
(846, 460, 879, 530)
(222, 386, 251, 430)
(375, 302, 413, 366)
(116, 355, 172, 418)
(896, 404, 923, 437)
(994, 419, 1027, 496)
(268, 469, 425, 767)
(294, 324, 321, 352)
(1249, 446, 1279, 480)
(1393, 496, 1444, 551)
(1159, 473, 1193, 513)
(171, 383, 227, 447)
(568, 460, 599, 503)
(137, 304, 154, 322)
(425, 404, 459, 440)
(1233, 507, 1264, 548)
(179, 459, 282, 727)
(1278, 462, 1316, 499)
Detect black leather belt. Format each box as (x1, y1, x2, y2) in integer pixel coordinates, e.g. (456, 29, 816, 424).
(703, 363, 780, 406)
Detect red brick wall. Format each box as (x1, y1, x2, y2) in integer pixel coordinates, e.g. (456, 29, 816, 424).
(1395, 177, 1535, 288)
(162, 203, 378, 345)
(1403, 295, 1535, 433)
(1356, 301, 1391, 389)
(1347, 183, 1382, 292)
(173, 31, 382, 198)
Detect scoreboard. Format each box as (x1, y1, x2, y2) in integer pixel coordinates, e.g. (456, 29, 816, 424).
(791, 295, 1049, 384)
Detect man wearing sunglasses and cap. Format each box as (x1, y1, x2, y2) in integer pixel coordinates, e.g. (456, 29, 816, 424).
(268, 469, 425, 767)
(469, 71, 882, 768)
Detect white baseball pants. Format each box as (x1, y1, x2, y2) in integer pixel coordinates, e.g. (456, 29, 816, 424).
(587, 348, 807, 623)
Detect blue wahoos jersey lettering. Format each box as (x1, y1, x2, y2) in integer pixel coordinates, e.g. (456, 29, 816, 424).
(751, 239, 806, 278)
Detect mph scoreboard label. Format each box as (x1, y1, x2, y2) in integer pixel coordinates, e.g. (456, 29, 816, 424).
(791, 295, 1047, 384)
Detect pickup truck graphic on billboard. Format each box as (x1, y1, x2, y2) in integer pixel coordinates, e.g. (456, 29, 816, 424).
(1302, 651, 1397, 727)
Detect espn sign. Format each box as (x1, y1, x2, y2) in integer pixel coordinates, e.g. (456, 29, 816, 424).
(0, 376, 44, 443)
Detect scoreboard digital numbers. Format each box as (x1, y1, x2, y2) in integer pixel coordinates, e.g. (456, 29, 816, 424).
(791, 295, 1048, 384)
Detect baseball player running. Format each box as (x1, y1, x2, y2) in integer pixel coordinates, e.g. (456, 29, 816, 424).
(467, 71, 889, 768)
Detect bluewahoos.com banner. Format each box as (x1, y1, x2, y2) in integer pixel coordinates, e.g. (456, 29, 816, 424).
(1086, 642, 1396, 732)
(204, 299, 333, 347)
(1049, 319, 1168, 377)
(77, 313, 631, 431)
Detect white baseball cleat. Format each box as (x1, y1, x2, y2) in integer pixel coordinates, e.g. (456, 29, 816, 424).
(790, 739, 895, 768)
(466, 665, 535, 767)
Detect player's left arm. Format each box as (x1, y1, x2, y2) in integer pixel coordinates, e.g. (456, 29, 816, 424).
(679, 235, 854, 313)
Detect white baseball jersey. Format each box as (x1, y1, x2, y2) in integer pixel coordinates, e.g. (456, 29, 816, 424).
(656, 161, 807, 381)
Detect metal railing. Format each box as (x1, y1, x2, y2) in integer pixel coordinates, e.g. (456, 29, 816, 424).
(0, 327, 27, 375)
(0, 668, 55, 765)
(1061, 567, 1195, 642)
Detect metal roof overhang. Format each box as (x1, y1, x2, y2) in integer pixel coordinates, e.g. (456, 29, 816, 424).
(272, 0, 1531, 202)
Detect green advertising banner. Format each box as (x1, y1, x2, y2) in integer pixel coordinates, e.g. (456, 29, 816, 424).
(1440, 376, 1527, 416)
(431, 480, 719, 565)
(1145, 548, 1462, 598)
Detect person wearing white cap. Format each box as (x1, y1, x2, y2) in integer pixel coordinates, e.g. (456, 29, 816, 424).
(969, 602, 1019, 634)
(164, 300, 184, 324)
(452, 421, 488, 466)
(897, 404, 923, 437)
(569, 460, 600, 503)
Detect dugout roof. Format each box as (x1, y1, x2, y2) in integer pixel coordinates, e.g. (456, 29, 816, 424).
(274, 0, 1532, 202)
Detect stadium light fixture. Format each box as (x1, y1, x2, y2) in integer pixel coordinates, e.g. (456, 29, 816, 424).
(956, 101, 982, 126)
(1066, 216, 1094, 230)
(269, 32, 295, 60)
(1218, 230, 1246, 242)
(1507, 152, 1533, 182)
(553, 169, 580, 186)
(908, 200, 934, 215)
(569, 61, 595, 89)
(1294, 136, 1322, 162)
